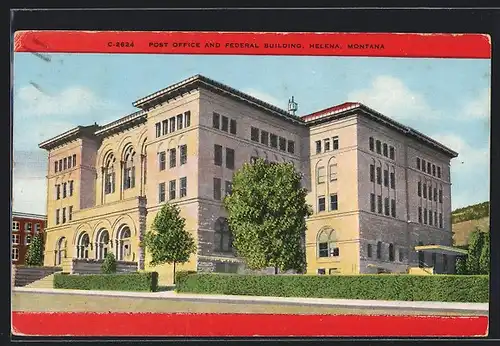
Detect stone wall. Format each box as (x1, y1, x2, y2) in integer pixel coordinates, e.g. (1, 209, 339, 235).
(71, 259, 137, 274)
(13, 265, 62, 287)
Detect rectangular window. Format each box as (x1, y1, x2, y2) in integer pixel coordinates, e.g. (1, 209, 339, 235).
(384, 197, 390, 216)
(439, 213, 443, 228)
(317, 166, 325, 184)
(12, 221, 19, 231)
(162, 119, 168, 135)
(56, 209, 60, 225)
(367, 244, 373, 258)
(376, 166, 382, 185)
(184, 111, 191, 127)
(432, 253, 437, 268)
(416, 157, 421, 169)
(25, 222, 32, 231)
(423, 183, 427, 198)
(389, 146, 395, 160)
(383, 169, 389, 187)
(251, 127, 260, 142)
(213, 177, 222, 200)
(221, 115, 229, 132)
(332, 136, 339, 150)
(213, 112, 220, 129)
(179, 145, 187, 165)
(54, 161, 58, 173)
(399, 249, 404, 262)
(422, 159, 426, 172)
(226, 148, 235, 169)
(377, 195, 383, 214)
(158, 182, 165, 202)
(432, 164, 436, 176)
(437, 167, 442, 178)
(439, 189, 443, 203)
(229, 118, 237, 134)
(34, 223, 40, 232)
(62, 207, 66, 223)
(12, 248, 19, 261)
(69, 206, 73, 221)
(434, 211, 438, 226)
(428, 210, 433, 226)
(391, 199, 396, 217)
(169, 117, 175, 133)
(318, 243, 328, 258)
(12, 234, 19, 245)
(69, 180, 74, 196)
(443, 254, 448, 272)
(270, 134, 278, 148)
(214, 145, 223, 166)
(418, 207, 422, 223)
(159, 151, 166, 171)
(287, 140, 295, 154)
(428, 185, 432, 200)
(58, 159, 62, 172)
(433, 187, 437, 202)
(427, 162, 432, 173)
(169, 180, 176, 200)
(155, 122, 161, 137)
(370, 193, 376, 212)
(68, 156, 72, 169)
(279, 137, 287, 151)
(315, 140, 322, 154)
(180, 177, 187, 198)
(418, 181, 422, 197)
(56, 184, 61, 200)
(423, 208, 428, 224)
(169, 148, 177, 168)
(324, 138, 331, 152)
(225, 180, 233, 196)
(330, 194, 338, 211)
(370, 164, 375, 182)
(383, 143, 388, 157)
(390, 171, 395, 189)
(329, 164, 337, 181)
(177, 114, 183, 130)
(63, 182, 67, 198)
(63, 157, 67, 170)
(72, 154, 76, 167)
(318, 196, 326, 212)
(376, 140, 381, 154)
(260, 130, 269, 145)
(369, 137, 374, 151)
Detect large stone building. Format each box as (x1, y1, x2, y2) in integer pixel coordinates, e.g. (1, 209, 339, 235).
(38, 75, 458, 284)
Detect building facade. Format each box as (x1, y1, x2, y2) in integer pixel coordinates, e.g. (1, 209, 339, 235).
(12, 212, 47, 265)
(38, 75, 457, 284)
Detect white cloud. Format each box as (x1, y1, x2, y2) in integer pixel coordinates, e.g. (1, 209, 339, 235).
(242, 88, 287, 109)
(462, 88, 490, 120)
(347, 75, 441, 121)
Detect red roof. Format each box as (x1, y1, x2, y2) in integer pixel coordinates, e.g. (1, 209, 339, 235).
(301, 102, 360, 122)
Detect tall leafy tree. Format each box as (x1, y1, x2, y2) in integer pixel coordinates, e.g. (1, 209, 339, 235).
(224, 159, 312, 274)
(144, 203, 196, 284)
(455, 256, 468, 275)
(466, 228, 485, 275)
(25, 233, 44, 266)
(479, 231, 490, 275)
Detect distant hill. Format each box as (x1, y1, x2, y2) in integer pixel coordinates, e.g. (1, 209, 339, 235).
(451, 201, 490, 246)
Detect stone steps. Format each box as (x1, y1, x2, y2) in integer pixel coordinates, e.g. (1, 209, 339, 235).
(24, 273, 55, 289)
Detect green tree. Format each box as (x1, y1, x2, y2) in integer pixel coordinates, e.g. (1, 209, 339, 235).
(224, 159, 312, 274)
(101, 253, 117, 274)
(466, 228, 484, 275)
(455, 256, 468, 275)
(25, 233, 44, 266)
(479, 232, 490, 275)
(144, 203, 196, 284)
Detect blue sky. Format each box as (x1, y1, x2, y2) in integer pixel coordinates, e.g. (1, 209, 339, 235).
(12, 53, 490, 214)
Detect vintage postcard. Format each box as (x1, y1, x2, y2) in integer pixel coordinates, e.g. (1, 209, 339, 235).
(11, 30, 491, 337)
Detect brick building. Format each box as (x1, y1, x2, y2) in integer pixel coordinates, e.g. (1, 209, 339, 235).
(12, 212, 47, 265)
(37, 75, 459, 284)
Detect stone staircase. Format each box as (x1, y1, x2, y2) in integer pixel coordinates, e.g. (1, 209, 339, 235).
(13, 266, 62, 287)
(24, 273, 56, 289)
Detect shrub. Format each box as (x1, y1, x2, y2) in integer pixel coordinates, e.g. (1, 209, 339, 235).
(175, 273, 489, 303)
(54, 271, 158, 292)
(101, 253, 117, 274)
(25, 233, 44, 266)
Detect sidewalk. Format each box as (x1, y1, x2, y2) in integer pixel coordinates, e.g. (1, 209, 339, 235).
(13, 287, 488, 313)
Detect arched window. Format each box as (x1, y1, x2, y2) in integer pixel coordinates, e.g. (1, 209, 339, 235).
(317, 228, 339, 258)
(214, 217, 233, 253)
(55, 236, 67, 265)
(418, 241, 425, 267)
(376, 241, 382, 259)
(104, 153, 116, 194)
(388, 243, 395, 262)
(77, 232, 90, 259)
(96, 229, 110, 260)
(117, 226, 131, 261)
(123, 146, 136, 190)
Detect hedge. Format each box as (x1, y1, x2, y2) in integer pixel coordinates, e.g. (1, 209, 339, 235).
(175, 272, 489, 303)
(54, 272, 158, 292)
